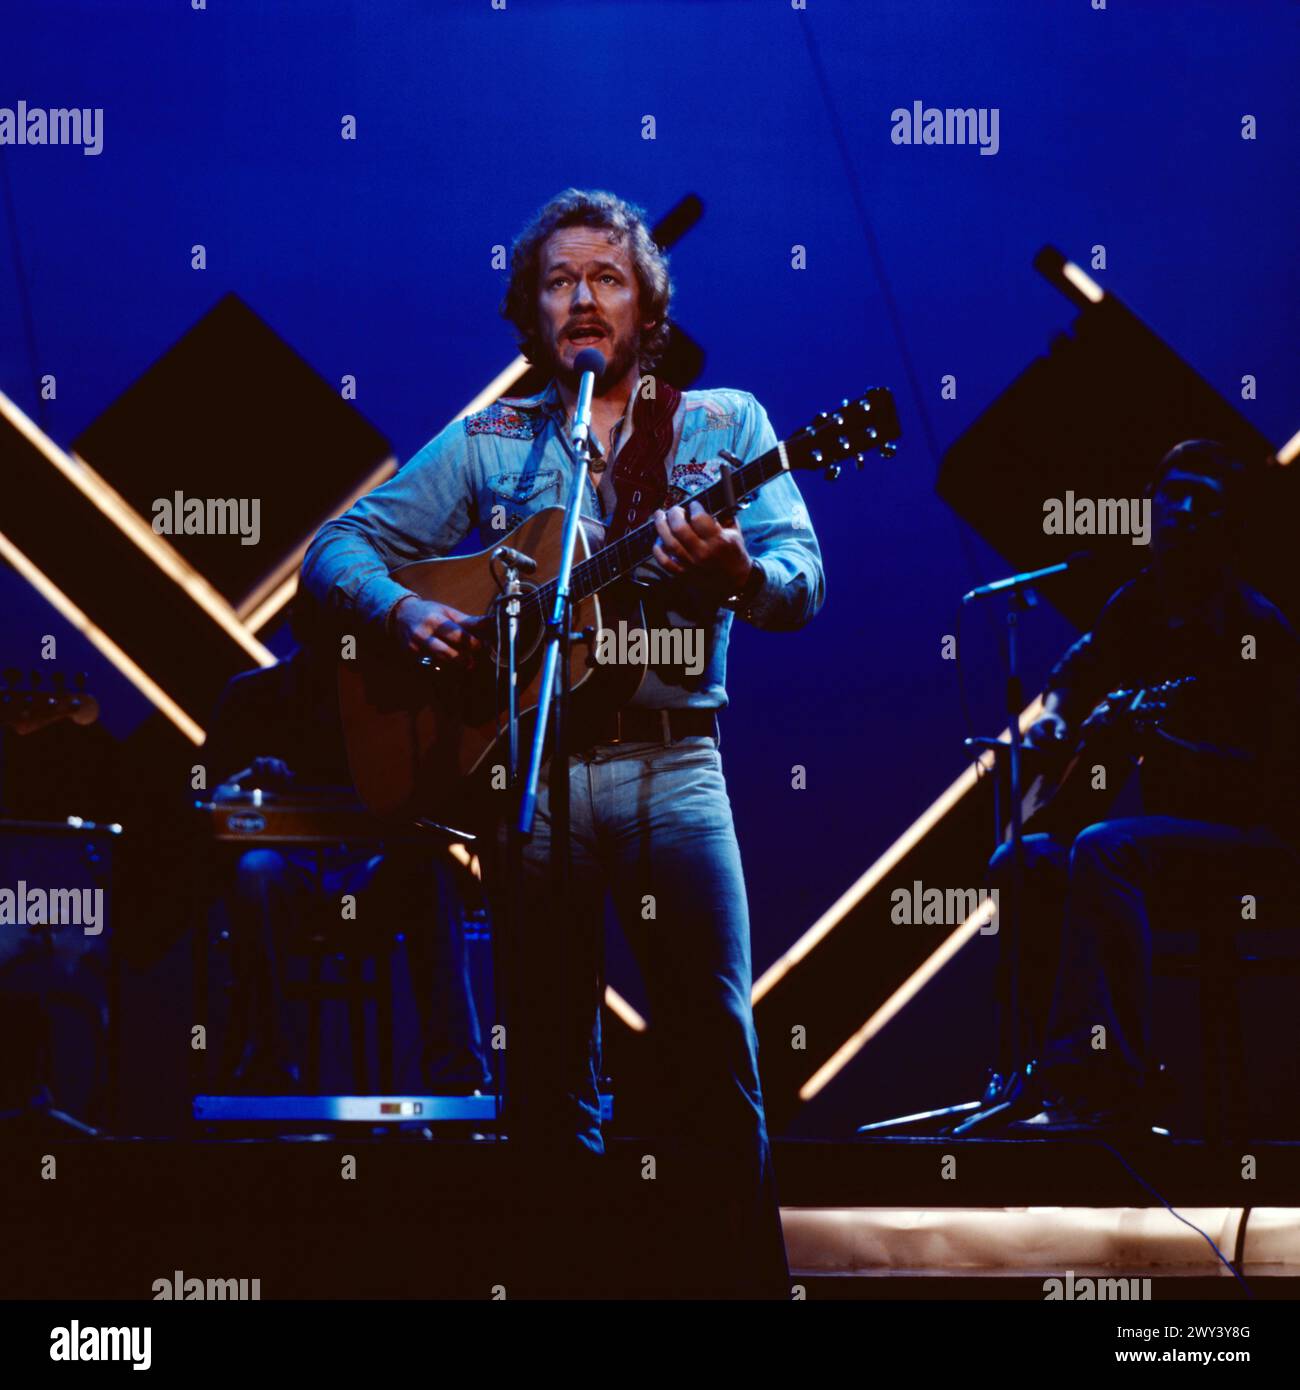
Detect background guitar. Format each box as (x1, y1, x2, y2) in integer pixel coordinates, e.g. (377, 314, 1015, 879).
(1014, 676, 1197, 840)
(0, 672, 99, 738)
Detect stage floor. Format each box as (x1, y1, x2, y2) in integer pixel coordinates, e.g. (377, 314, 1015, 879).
(1, 1130, 1295, 1299)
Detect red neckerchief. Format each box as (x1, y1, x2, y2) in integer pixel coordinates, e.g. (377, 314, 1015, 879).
(601, 377, 682, 545)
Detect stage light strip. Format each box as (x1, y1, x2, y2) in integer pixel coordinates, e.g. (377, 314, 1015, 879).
(753, 697, 1043, 1004)
(238, 361, 528, 634)
(799, 896, 996, 1101)
(1275, 428, 1300, 468)
(0, 400, 273, 668)
(604, 986, 647, 1033)
(1060, 259, 1105, 305)
(0, 389, 274, 665)
(455, 357, 531, 421)
(0, 530, 205, 745)
(236, 456, 399, 631)
(241, 367, 526, 628)
(241, 574, 303, 635)
(62, 452, 275, 666)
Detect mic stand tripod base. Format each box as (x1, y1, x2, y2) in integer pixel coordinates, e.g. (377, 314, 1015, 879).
(856, 1070, 1032, 1137)
(0, 1099, 101, 1137)
(855, 1099, 983, 1134)
(949, 1068, 1029, 1136)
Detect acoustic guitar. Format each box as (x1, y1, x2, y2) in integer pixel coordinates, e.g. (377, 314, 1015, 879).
(1014, 676, 1196, 840)
(337, 387, 901, 818)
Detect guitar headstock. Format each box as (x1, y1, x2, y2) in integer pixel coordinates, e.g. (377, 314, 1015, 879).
(1128, 675, 1195, 722)
(0, 670, 100, 736)
(1093, 675, 1196, 733)
(787, 387, 901, 480)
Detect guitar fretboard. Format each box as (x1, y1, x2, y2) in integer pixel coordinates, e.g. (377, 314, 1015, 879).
(514, 441, 787, 623)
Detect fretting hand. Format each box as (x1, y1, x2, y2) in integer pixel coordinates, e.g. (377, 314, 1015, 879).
(652, 500, 752, 589)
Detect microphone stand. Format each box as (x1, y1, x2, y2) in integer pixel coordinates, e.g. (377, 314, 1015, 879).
(493, 550, 526, 1140)
(511, 351, 602, 1140)
(950, 556, 1088, 1131)
(857, 557, 1080, 1137)
(950, 582, 1034, 1133)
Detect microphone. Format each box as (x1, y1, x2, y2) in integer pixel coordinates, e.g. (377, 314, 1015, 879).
(492, 545, 537, 575)
(570, 347, 605, 456)
(962, 550, 1091, 604)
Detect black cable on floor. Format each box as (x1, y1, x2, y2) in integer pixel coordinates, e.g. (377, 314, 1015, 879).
(1100, 1139, 1254, 1297)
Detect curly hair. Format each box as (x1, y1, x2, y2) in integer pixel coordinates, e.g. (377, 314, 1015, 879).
(500, 188, 672, 371)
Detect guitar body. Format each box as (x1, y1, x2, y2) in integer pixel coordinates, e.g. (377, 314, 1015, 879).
(337, 507, 646, 819)
(1016, 745, 1136, 841)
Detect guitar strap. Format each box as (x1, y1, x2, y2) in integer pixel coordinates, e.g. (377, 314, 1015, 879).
(600, 377, 683, 546)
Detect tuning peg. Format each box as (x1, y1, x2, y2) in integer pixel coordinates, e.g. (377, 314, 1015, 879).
(880, 441, 897, 459)
(809, 448, 823, 465)
(824, 463, 842, 481)
(855, 453, 866, 469)
(837, 436, 851, 454)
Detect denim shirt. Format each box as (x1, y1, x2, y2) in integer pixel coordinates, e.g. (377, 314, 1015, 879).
(301, 379, 825, 710)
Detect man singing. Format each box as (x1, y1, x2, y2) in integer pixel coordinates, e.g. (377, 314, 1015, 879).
(302, 188, 824, 1296)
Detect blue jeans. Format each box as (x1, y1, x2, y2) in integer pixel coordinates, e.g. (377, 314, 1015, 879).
(486, 734, 789, 1296)
(993, 819, 1300, 1104)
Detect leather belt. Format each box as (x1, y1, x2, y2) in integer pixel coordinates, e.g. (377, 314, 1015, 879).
(570, 706, 718, 749)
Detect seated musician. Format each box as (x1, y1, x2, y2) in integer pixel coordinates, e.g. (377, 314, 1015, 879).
(202, 636, 490, 1094)
(989, 440, 1300, 1133)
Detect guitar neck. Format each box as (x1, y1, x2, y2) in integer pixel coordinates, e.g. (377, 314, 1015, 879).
(525, 443, 786, 616)
(503, 383, 898, 621)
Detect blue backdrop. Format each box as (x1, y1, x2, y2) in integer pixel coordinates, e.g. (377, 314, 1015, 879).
(2, 0, 1296, 1130)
